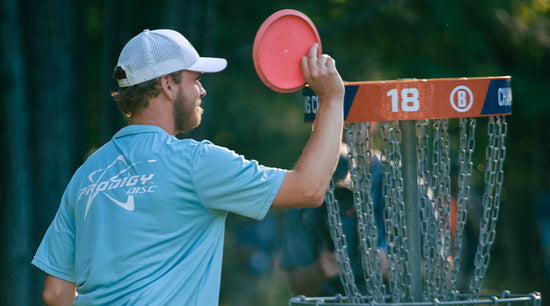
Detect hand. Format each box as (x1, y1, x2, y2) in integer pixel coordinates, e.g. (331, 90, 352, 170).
(319, 250, 340, 278)
(378, 247, 389, 280)
(301, 43, 345, 103)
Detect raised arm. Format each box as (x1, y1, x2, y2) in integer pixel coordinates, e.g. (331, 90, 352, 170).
(272, 43, 345, 209)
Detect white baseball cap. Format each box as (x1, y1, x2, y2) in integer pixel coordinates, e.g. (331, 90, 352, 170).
(115, 29, 227, 87)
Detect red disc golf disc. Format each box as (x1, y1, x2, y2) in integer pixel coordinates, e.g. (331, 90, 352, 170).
(253, 9, 322, 93)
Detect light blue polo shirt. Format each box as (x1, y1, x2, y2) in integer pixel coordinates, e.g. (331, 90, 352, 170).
(32, 125, 286, 305)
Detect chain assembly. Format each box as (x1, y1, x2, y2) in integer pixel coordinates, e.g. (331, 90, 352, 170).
(346, 122, 386, 303)
(415, 118, 477, 301)
(324, 173, 362, 303)
(468, 116, 507, 298)
(449, 118, 476, 296)
(379, 121, 413, 303)
(323, 116, 506, 304)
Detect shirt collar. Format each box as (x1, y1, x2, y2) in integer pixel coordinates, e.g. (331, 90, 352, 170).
(113, 125, 168, 139)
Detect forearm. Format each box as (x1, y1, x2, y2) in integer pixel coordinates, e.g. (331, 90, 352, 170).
(273, 98, 343, 208)
(272, 43, 345, 208)
(294, 98, 343, 198)
(43, 274, 76, 306)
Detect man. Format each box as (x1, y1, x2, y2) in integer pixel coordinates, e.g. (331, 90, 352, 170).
(32, 29, 344, 305)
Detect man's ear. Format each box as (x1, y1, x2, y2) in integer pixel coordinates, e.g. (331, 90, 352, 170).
(160, 75, 177, 100)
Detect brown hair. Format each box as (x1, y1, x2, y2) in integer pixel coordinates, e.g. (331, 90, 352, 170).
(111, 66, 183, 118)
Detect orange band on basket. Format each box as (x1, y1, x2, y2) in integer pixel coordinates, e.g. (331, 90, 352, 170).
(303, 76, 512, 122)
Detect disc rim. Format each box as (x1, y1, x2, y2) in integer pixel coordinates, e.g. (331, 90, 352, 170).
(253, 9, 322, 93)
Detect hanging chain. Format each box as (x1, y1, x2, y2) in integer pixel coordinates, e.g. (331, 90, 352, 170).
(416, 119, 438, 301)
(469, 116, 508, 298)
(449, 118, 476, 296)
(325, 172, 362, 303)
(346, 122, 385, 303)
(416, 119, 475, 301)
(380, 121, 412, 303)
(428, 120, 445, 300)
(434, 119, 453, 299)
(416, 119, 453, 301)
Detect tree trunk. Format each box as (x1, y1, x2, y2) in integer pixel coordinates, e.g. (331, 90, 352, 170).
(99, 0, 132, 144)
(0, 0, 32, 304)
(23, 0, 85, 303)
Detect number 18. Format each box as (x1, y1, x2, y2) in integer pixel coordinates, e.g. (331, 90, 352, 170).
(387, 88, 420, 112)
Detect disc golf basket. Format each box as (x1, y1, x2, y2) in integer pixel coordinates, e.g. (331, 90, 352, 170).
(292, 77, 542, 305)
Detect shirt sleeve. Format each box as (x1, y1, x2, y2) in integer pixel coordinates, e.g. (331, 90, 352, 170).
(31, 191, 76, 283)
(191, 141, 286, 220)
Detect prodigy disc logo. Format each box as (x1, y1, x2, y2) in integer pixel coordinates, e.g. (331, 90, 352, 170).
(78, 155, 157, 219)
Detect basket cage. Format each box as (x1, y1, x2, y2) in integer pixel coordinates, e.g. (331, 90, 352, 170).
(288, 117, 541, 306)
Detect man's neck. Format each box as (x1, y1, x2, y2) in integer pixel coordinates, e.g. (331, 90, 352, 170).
(130, 97, 176, 135)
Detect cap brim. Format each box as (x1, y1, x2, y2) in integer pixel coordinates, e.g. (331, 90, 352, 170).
(188, 57, 227, 73)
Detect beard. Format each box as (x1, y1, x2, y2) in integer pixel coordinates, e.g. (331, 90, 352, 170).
(173, 88, 202, 134)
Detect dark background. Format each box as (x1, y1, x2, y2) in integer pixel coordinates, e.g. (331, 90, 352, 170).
(1, 0, 549, 305)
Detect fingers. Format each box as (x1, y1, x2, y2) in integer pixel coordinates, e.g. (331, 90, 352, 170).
(302, 43, 333, 79)
(317, 54, 329, 73)
(300, 43, 344, 101)
(324, 55, 336, 73)
(301, 56, 310, 78)
(308, 42, 319, 58)
(302, 43, 318, 78)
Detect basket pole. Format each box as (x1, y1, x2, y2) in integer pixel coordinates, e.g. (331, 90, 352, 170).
(400, 120, 423, 302)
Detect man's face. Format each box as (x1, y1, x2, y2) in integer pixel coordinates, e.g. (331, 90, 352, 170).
(173, 71, 206, 133)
